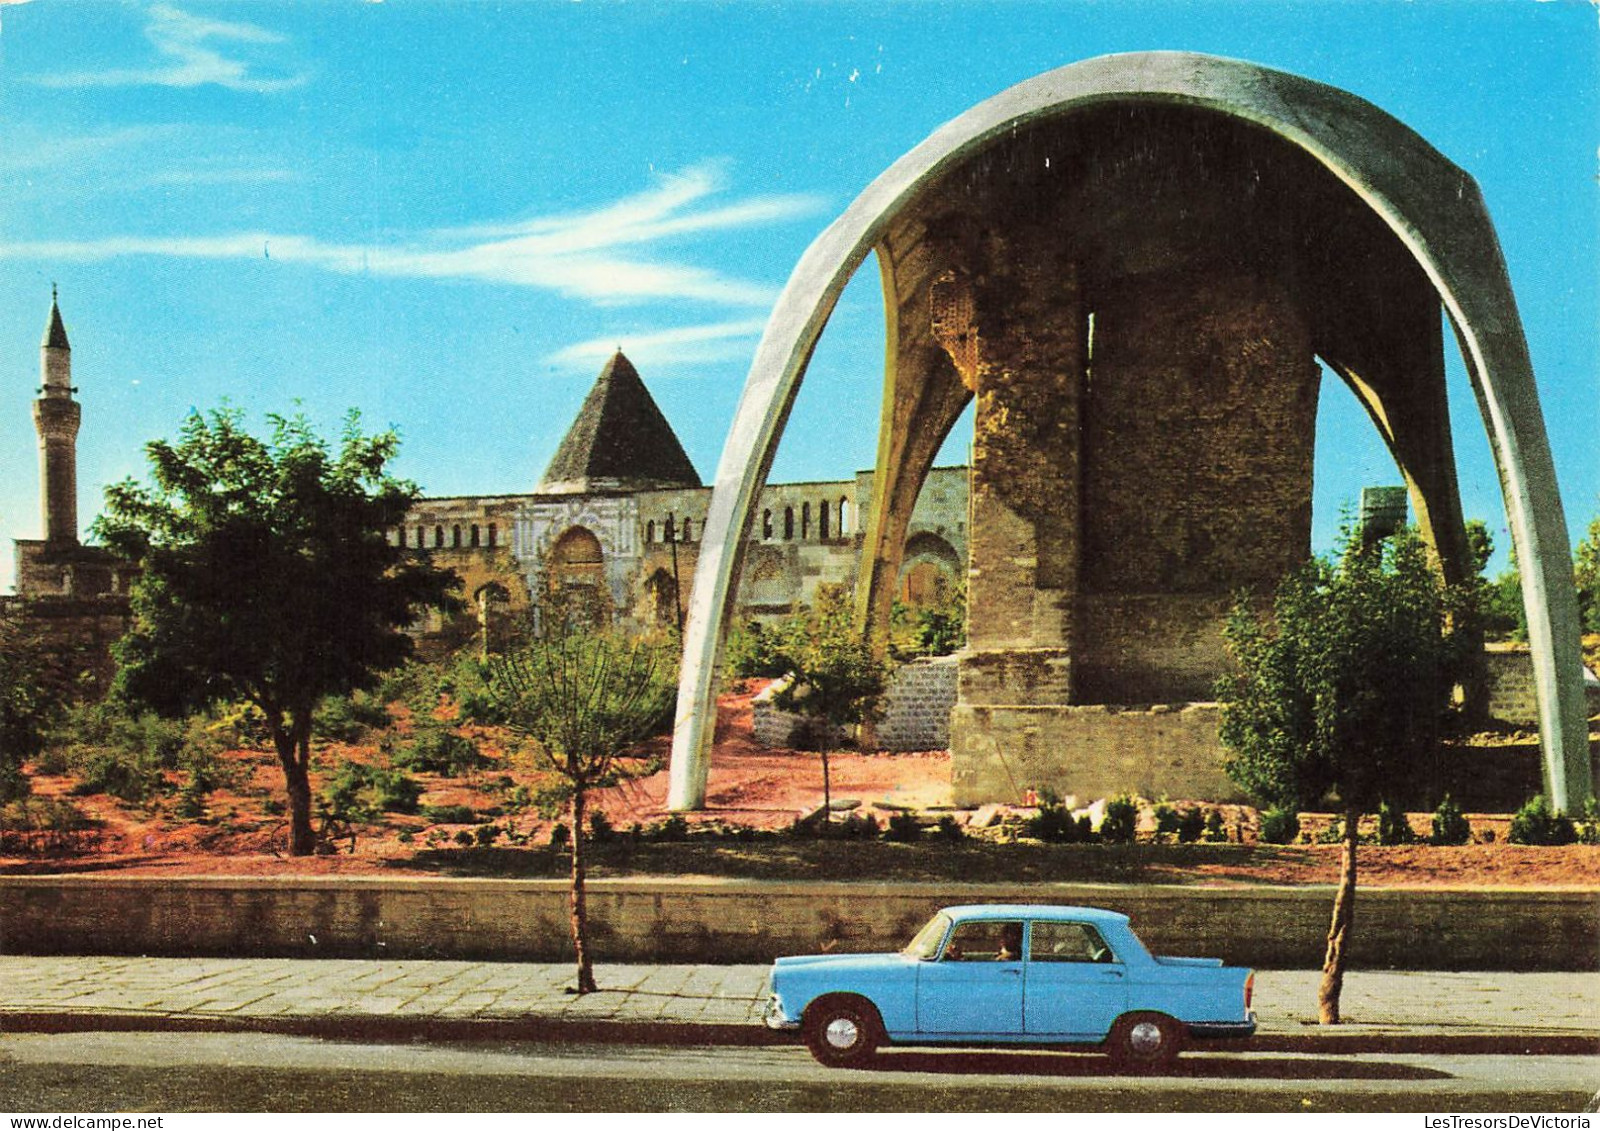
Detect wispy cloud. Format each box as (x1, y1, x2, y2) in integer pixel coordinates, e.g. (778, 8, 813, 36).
(35, 3, 307, 93)
(0, 125, 191, 173)
(0, 162, 823, 307)
(548, 319, 769, 371)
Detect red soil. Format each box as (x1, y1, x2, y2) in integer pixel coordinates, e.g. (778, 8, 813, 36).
(4, 681, 1597, 888)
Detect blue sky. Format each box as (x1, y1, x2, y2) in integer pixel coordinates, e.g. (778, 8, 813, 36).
(1, 0, 1595, 592)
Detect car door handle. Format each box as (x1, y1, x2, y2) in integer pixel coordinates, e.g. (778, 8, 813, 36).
(1101, 968, 1125, 978)
(1001, 968, 1022, 976)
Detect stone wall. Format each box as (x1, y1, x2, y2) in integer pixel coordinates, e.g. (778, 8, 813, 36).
(951, 702, 1242, 806)
(752, 657, 959, 753)
(1, 876, 1592, 970)
(876, 656, 959, 751)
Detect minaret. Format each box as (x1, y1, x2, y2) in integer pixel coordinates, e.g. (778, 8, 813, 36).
(33, 286, 80, 546)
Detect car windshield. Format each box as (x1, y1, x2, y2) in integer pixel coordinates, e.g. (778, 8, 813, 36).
(902, 912, 952, 960)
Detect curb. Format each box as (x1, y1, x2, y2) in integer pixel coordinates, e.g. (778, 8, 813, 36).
(4, 1011, 1596, 1057)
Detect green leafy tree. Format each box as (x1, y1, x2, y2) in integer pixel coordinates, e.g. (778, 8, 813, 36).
(768, 586, 889, 821)
(1217, 527, 1465, 1024)
(1573, 512, 1600, 636)
(0, 607, 67, 803)
(95, 406, 459, 855)
(489, 612, 675, 993)
(1461, 518, 1525, 642)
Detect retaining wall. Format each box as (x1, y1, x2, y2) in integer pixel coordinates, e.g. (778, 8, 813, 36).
(753, 656, 959, 752)
(0, 877, 1593, 970)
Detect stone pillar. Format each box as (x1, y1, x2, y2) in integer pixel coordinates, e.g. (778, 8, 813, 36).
(958, 232, 1084, 709)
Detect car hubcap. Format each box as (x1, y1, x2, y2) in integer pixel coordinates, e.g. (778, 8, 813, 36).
(825, 1017, 860, 1049)
(1129, 1021, 1165, 1055)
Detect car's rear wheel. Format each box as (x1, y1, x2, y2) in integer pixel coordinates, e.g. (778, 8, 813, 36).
(1106, 1011, 1184, 1073)
(802, 996, 883, 1068)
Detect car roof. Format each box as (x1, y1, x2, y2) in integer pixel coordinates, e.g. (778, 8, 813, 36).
(940, 904, 1130, 925)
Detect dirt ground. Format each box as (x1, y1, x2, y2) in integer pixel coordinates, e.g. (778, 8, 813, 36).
(3, 682, 1598, 888)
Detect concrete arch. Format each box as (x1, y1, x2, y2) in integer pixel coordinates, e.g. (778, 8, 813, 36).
(667, 51, 1588, 811)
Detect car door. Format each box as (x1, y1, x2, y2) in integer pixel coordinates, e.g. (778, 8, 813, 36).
(916, 918, 1025, 1035)
(1023, 920, 1128, 1037)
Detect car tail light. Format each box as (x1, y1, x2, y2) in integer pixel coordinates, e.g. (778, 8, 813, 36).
(1244, 971, 1255, 1011)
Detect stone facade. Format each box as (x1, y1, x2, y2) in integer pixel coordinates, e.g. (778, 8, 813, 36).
(397, 352, 971, 654)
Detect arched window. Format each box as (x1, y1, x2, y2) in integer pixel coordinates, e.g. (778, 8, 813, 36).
(416, 526, 425, 549)
(665, 516, 676, 543)
(801, 502, 811, 540)
(819, 501, 830, 540)
(681, 517, 692, 542)
(452, 525, 462, 548)
(470, 524, 480, 548)
(488, 523, 498, 548)
(547, 526, 609, 625)
(784, 506, 795, 540)
(434, 526, 444, 548)
(647, 520, 656, 544)
(839, 497, 850, 536)
(762, 509, 773, 540)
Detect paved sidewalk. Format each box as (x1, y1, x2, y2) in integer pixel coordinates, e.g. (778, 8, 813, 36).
(1, 958, 1596, 1048)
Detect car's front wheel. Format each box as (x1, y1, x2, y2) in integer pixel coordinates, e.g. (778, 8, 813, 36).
(802, 995, 883, 1068)
(1106, 1011, 1184, 1073)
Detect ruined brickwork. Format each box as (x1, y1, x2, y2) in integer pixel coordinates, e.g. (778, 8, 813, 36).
(877, 107, 1410, 804)
(875, 656, 959, 751)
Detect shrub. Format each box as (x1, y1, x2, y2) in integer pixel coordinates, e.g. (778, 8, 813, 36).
(1509, 795, 1577, 846)
(1153, 802, 1182, 842)
(1023, 802, 1084, 843)
(1578, 799, 1600, 847)
(391, 727, 491, 776)
(650, 814, 690, 842)
(314, 692, 391, 742)
(935, 815, 966, 843)
(422, 803, 477, 825)
(1203, 808, 1228, 843)
(884, 811, 922, 843)
(1099, 795, 1139, 844)
(1316, 816, 1345, 845)
(835, 812, 879, 839)
(0, 796, 93, 833)
(1175, 806, 1206, 844)
(549, 822, 570, 850)
(1376, 801, 1416, 845)
(320, 762, 421, 819)
(725, 620, 794, 680)
(589, 809, 617, 844)
(68, 747, 163, 803)
(1429, 795, 1473, 846)
(1258, 806, 1301, 845)
(473, 823, 503, 847)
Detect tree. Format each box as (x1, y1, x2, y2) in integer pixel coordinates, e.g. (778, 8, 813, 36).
(1216, 527, 1465, 1024)
(95, 406, 459, 855)
(488, 610, 674, 993)
(769, 586, 890, 821)
(0, 606, 66, 803)
(1573, 512, 1600, 636)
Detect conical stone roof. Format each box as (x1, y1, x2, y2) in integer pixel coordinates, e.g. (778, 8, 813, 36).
(43, 296, 70, 351)
(537, 351, 701, 494)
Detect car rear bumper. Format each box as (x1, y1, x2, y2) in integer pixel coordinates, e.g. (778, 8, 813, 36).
(1186, 1014, 1257, 1041)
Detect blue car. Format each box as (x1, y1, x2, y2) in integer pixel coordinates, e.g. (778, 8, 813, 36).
(764, 904, 1256, 1070)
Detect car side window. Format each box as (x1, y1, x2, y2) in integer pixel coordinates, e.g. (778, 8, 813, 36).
(1029, 921, 1117, 963)
(940, 920, 1024, 962)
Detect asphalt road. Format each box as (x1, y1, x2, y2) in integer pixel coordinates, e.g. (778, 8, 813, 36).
(1, 1031, 1596, 1112)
